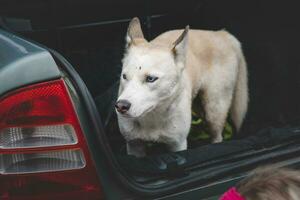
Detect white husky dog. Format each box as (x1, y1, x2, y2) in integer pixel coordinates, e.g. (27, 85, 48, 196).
(116, 18, 248, 157)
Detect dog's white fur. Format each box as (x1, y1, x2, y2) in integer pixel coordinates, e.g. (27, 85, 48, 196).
(117, 18, 248, 157)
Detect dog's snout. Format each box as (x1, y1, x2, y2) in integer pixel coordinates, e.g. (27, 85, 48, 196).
(115, 100, 131, 114)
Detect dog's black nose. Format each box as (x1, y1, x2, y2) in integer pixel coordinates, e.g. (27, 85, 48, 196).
(115, 100, 131, 114)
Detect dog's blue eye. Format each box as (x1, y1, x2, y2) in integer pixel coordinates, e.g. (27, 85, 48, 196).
(122, 74, 127, 80)
(146, 75, 158, 83)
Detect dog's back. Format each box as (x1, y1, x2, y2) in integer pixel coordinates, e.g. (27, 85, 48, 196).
(152, 29, 248, 134)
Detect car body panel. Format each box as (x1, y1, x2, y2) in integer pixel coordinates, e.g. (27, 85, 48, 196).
(0, 29, 61, 96)
(0, 27, 132, 199)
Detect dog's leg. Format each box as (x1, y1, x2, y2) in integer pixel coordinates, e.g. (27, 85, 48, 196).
(126, 140, 146, 157)
(203, 90, 233, 143)
(167, 139, 187, 152)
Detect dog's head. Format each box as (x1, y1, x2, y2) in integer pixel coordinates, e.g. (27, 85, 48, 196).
(116, 17, 189, 118)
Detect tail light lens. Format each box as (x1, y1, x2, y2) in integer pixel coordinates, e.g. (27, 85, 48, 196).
(0, 125, 77, 149)
(0, 79, 103, 199)
(1, 149, 85, 174)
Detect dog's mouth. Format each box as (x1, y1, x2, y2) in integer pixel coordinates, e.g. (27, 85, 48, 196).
(139, 105, 155, 117)
(118, 105, 155, 119)
(117, 112, 135, 118)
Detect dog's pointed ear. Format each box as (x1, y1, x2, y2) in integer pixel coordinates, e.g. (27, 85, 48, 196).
(126, 17, 146, 47)
(172, 26, 189, 65)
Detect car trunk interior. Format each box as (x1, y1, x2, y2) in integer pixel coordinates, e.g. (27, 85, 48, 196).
(2, 0, 300, 193)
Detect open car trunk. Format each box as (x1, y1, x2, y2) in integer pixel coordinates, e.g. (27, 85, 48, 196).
(4, 0, 300, 198)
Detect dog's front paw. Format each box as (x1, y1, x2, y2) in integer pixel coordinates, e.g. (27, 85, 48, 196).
(211, 135, 223, 143)
(167, 139, 187, 152)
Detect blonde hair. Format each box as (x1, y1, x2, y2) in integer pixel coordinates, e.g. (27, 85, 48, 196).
(236, 167, 300, 200)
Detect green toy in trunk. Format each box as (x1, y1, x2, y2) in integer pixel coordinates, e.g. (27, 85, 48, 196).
(189, 111, 233, 141)
(188, 95, 234, 142)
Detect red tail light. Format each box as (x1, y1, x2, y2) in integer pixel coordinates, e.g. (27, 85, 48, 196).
(0, 79, 103, 199)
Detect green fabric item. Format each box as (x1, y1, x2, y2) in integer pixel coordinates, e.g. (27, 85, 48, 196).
(189, 110, 234, 141)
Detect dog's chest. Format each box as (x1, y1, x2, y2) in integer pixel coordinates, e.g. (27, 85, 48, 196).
(132, 113, 174, 141)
